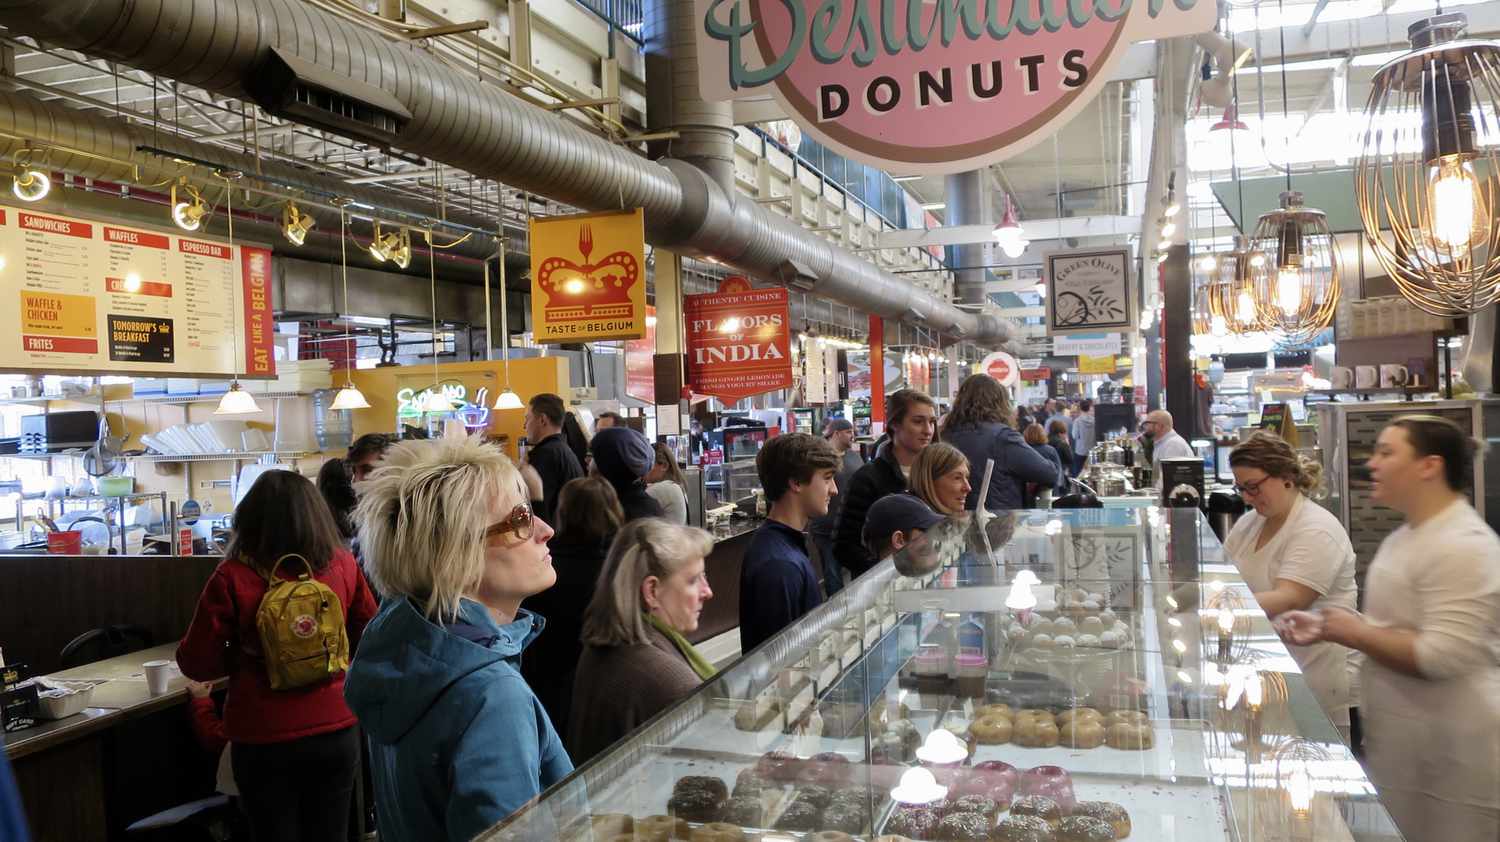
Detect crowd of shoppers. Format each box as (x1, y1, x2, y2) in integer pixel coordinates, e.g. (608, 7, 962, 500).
(941, 374, 1058, 510)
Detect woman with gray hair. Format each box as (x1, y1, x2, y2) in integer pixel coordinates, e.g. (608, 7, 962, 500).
(343, 436, 572, 842)
(567, 518, 716, 764)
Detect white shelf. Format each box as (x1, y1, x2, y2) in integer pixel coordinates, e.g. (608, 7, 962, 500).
(130, 450, 311, 464)
(133, 391, 317, 405)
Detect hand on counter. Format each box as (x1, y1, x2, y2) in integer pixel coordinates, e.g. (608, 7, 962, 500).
(185, 680, 214, 700)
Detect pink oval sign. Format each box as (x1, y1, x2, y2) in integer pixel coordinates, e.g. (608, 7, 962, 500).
(695, 0, 1215, 174)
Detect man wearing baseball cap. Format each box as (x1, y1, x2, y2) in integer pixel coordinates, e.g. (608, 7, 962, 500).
(863, 494, 946, 576)
(807, 418, 865, 596)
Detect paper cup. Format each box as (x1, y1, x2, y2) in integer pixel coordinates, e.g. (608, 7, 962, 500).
(143, 660, 173, 696)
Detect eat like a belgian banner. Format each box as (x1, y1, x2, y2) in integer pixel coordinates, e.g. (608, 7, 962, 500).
(529, 208, 646, 343)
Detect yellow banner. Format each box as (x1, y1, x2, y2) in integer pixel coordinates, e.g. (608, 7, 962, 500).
(529, 208, 646, 343)
(21, 290, 96, 337)
(1078, 353, 1117, 374)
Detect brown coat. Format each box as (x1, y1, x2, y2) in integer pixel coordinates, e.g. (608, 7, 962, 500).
(566, 624, 704, 764)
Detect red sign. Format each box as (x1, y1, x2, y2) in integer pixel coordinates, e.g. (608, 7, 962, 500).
(1021, 367, 1052, 382)
(179, 239, 231, 260)
(684, 277, 792, 402)
(625, 305, 656, 403)
(177, 527, 194, 556)
(23, 335, 97, 354)
(103, 226, 170, 250)
(105, 277, 173, 298)
(20, 212, 91, 238)
(239, 246, 276, 376)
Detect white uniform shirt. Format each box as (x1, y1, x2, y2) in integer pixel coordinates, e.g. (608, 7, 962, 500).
(1361, 498, 1500, 842)
(1223, 494, 1357, 724)
(1150, 429, 1196, 489)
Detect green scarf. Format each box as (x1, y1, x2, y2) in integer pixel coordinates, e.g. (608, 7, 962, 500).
(645, 613, 717, 680)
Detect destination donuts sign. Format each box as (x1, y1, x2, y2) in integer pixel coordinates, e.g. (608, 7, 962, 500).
(693, 0, 1215, 173)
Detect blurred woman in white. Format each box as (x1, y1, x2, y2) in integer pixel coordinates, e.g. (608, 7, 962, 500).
(645, 442, 689, 525)
(1224, 431, 1356, 738)
(1281, 416, 1500, 842)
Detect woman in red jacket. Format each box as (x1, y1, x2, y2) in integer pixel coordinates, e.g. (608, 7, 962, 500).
(178, 469, 378, 842)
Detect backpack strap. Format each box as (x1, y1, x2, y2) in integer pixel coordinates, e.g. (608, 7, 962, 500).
(265, 553, 314, 585)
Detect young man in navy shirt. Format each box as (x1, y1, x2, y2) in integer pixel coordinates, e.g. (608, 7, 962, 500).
(739, 432, 841, 653)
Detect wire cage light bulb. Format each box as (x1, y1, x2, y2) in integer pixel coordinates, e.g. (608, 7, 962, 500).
(1355, 12, 1500, 316)
(1249, 192, 1339, 344)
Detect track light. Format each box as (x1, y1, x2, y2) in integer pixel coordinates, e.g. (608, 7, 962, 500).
(368, 223, 411, 269)
(1160, 220, 1177, 239)
(281, 201, 315, 246)
(1156, 251, 1169, 265)
(171, 180, 206, 231)
(12, 168, 49, 202)
(1164, 194, 1181, 218)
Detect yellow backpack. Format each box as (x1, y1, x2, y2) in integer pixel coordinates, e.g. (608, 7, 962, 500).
(255, 554, 351, 691)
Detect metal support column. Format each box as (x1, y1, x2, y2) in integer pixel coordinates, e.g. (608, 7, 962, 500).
(1162, 245, 1196, 434)
(945, 170, 992, 308)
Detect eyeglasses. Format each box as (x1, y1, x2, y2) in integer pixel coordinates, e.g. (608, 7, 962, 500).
(1232, 477, 1270, 496)
(483, 503, 534, 541)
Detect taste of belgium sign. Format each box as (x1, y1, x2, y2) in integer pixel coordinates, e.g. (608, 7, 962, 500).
(693, 0, 1215, 174)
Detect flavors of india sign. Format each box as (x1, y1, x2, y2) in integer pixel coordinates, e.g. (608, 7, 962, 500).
(684, 276, 792, 402)
(530, 208, 646, 343)
(693, 0, 1215, 173)
(1, 205, 276, 377)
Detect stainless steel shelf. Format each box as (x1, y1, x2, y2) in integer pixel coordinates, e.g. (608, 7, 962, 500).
(130, 450, 312, 463)
(133, 391, 316, 404)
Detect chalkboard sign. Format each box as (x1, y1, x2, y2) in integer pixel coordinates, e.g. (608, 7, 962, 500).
(1257, 402, 1299, 446)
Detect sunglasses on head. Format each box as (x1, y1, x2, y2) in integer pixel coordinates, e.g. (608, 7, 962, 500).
(484, 503, 534, 541)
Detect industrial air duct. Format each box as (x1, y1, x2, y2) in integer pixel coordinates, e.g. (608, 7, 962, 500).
(0, 0, 1011, 345)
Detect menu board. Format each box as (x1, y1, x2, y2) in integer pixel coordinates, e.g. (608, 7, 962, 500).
(1, 205, 275, 377)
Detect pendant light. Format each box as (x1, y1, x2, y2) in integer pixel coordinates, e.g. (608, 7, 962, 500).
(422, 228, 452, 417)
(328, 202, 371, 411)
(493, 216, 524, 410)
(1209, 103, 1249, 133)
(215, 171, 262, 416)
(1212, 236, 1269, 334)
(1248, 0, 1339, 345)
(992, 196, 1029, 259)
(1355, 13, 1500, 316)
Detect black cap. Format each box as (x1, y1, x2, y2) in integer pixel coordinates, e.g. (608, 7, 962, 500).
(591, 426, 654, 484)
(862, 493, 946, 548)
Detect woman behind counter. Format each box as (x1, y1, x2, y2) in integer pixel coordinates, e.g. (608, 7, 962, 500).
(1223, 431, 1357, 737)
(568, 518, 716, 764)
(1281, 416, 1500, 842)
(646, 442, 689, 525)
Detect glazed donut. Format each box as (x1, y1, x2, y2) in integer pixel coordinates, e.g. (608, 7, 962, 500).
(634, 815, 690, 842)
(1076, 634, 1102, 649)
(1020, 765, 1077, 811)
(1054, 635, 1076, 649)
(1079, 616, 1105, 636)
(1059, 718, 1106, 749)
(971, 714, 1014, 745)
(1057, 815, 1116, 842)
(1013, 711, 1060, 748)
(1106, 721, 1154, 750)
(1106, 709, 1148, 729)
(755, 750, 801, 782)
(1052, 616, 1077, 634)
(976, 703, 1014, 720)
(799, 752, 853, 785)
(1055, 708, 1103, 726)
(1072, 801, 1132, 839)
(690, 823, 746, 842)
(953, 759, 1020, 801)
(1011, 795, 1064, 827)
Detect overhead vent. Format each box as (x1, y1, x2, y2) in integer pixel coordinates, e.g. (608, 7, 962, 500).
(247, 47, 411, 147)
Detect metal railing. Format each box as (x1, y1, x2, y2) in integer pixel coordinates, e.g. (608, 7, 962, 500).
(572, 0, 644, 44)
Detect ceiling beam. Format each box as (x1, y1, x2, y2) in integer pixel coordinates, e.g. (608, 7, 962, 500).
(877, 216, 1139, 249)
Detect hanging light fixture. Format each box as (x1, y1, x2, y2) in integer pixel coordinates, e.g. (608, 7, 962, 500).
(11, 167, 49, 202)
(281, 200, 315, 246)
(1355, 13, 1500, 316)
(1163, 173, 1181, 218)
(1248, 193, 1339, 343)
(992, 196, 1029, 258)
(369, 222, 412, 269)
(1209, 103, 1250, 132)
(1160, 219, 1178, 239)
(171, 178, 207, 231)
(1206, 237, 1268, 335)
(493, 205, 524, 410)
(214, 171, 262, 416)
(328, 202, 371, 411)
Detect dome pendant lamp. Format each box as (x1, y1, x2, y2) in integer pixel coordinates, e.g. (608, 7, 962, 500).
(1355, 13, 1500, 316)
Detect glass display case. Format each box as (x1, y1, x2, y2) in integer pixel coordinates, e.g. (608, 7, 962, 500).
(479, 507, 1401, 842)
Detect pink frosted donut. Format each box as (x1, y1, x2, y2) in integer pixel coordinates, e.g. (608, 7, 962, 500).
(1020, 765, 1076, 813)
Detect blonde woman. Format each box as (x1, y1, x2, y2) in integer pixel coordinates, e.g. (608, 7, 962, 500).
(909, 442, 973, 517)
(568, 518, 716, 764)
(1224, 430, 1357, 737)
(344, 436, 572, 842)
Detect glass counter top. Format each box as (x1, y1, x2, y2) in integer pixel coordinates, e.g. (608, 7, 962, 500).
(479, 506, 1402, 842)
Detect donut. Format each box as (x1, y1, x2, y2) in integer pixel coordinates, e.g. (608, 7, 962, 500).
(1099, 630, 1123, 649)
(1013, 711, 1060, 748)
(732, 768, 767, 799)
(976, 703, 1014, 720)
(1079, 616, 1105, 636)
(667, 780, 725, 823)
(819, 801, 868, 833)
(800, 752, 853, 785)
(672, 775, 729, 803)
(1072, 801, 1131, 839)
(1055, 708, 1102, 726)
(588, 814, 633, 839)
(774, 800, 821, 831)
(689, 823, 746, 842)
(719, 795, 764, 827)
(1052, 617, 1077, 634)
(946, 794, 1002, 819)
(635, 815, 690, 842)
(972, 714, 1014, 745)
(1106, 721, 1154, 750)
(1031, 633, 1055, 649)
(886, 805, 940, 839)
(756, 750, 801, 782)
(1021, 765, 1076, 811)
(970, 760, 1021, 788)
(1105, 710, 1148, 728)
(1059, 719, 1106, 749)
(1057, 815, 1116, 842)
(937, 810, 994, 840)
(996, 815, 1055, 842)
(1099, 608, 1118, 627)
(1011, 795, 1064, 827)
(808, 833, 856, 842)
(793, 784, 834, 810)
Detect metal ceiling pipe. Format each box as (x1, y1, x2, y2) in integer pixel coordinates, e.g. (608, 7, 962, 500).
(643, 0, 736, 193)
(0, 0, 1011, 345)
(945, 170, 992, 308)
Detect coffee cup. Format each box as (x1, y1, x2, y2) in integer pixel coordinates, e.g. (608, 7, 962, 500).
(143, 660, 173, 696)
(1330, 367, 1354, 390)
(1355, 365, 1379, 389)
(1381, 364, 1410, 389)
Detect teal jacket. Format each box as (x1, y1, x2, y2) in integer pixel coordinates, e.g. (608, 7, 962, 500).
(345, 597, 572, 842)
